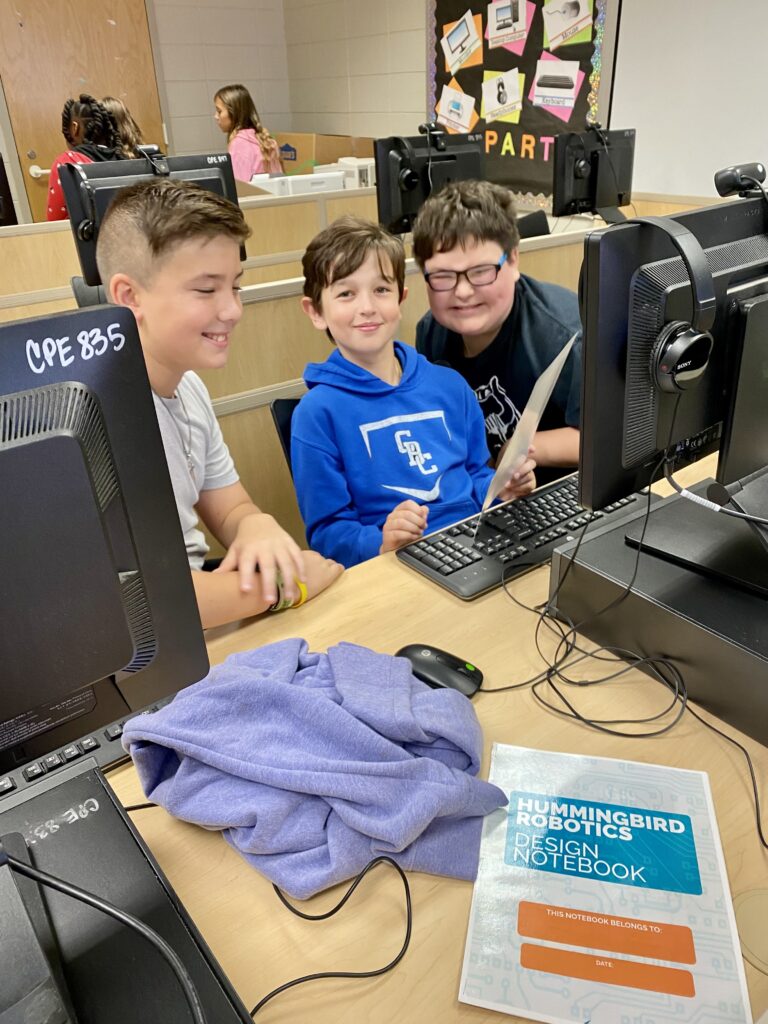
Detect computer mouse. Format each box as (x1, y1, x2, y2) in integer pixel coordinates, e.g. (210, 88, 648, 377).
(395, 644, 483, 698)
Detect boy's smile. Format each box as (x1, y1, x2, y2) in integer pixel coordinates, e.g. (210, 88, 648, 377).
(424, 238, 520, 355)
(302, 251, 407, 379)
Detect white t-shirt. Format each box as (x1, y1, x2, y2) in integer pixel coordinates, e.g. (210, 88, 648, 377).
(152, 371, 239, 570)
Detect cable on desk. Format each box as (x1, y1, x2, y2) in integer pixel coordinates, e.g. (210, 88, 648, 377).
(6, 853, 207, 1024)
(250, 856, 412, 1016)
(123, 801, 158, 812)
(485, 419, 768, 850)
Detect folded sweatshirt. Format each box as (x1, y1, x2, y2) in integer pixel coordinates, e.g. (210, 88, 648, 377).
(122, 638, 507, 898)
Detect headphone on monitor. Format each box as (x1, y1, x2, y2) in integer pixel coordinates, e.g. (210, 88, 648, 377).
(628, 216, 717, 393)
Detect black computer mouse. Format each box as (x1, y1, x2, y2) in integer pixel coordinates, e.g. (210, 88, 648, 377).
(395, 645, 483, 698)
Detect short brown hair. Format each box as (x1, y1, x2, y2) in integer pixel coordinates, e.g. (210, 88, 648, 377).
(411, 180, 520, 268)
(96, 178, 251, 288)
(302, 215, 405, 312)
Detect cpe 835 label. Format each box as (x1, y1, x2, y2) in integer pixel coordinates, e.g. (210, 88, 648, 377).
(26, 322, 126, 375)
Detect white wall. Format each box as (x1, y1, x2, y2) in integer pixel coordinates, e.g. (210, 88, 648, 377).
(611, 0, 767, 197)
(284, 0, 428, 138)
(153, 0, 292, 155)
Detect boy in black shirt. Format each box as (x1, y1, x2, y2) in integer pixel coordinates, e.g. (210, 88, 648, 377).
(412, 180, 581, 482)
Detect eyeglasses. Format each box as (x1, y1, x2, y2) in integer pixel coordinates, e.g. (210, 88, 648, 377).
(423, 252, 508, 292)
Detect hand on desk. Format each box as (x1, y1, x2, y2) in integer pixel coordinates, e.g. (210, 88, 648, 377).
(215, 510, 305, 605)
(302, 550, 345, 600)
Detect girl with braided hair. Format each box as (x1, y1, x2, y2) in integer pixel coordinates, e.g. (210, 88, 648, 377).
(47, 93, 124, 221)
(213, 84, 282, 181)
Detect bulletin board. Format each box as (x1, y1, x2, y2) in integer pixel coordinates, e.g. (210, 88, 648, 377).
(427, 0, 622, 205)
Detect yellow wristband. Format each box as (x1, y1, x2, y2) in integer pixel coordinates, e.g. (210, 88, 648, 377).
(293, 580, 308, 608)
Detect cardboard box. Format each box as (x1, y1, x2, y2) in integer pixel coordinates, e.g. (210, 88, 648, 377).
(276, 133, 374, 175)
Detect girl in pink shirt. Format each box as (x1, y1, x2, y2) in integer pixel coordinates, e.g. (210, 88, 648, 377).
(214, 84, 282, 182)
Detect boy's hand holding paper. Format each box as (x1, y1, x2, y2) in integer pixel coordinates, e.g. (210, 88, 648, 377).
(482, 334, 577, 511)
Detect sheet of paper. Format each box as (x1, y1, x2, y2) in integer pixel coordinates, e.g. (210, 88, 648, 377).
(482, 334, 576, 511)
(459, 744, 752, 1023)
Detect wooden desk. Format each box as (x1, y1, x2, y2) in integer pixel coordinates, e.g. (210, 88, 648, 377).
(109, 530, 768, 1021)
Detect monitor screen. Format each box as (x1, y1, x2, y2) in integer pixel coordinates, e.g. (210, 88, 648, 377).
(447, 20, 470, 51)
(552, 127, 635, 221)
(59, 152, 241, 286)
(0, 304, 209, 786)
(497, 4, 512, 20)
(578, 194, 768, 512)
(374, 130, 484, 234)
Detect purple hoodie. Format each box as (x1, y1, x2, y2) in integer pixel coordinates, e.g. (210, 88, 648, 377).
(228, 128, 281, 181)
(122, 638, 508, 899)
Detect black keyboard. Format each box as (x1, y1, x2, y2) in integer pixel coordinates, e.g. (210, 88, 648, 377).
(396, 474, 638, 599)
(0, 697, 173, 807)
(536, 74, 575, 89)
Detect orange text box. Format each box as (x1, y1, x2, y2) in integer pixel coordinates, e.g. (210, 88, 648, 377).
(518, 901, 695, 964)
(521, 943, 695, 998)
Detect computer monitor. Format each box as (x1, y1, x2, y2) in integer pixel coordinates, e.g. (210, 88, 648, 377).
(59, 152, 241, 286)
(0, 303, 219, 1019)
(578, 193, 768, 589)
(447, 19, 470, 53)
(496, 3, 514, 27)
(0, 304, 209, 781)
(374, 128, 484, 234)
(552, 126, 635, 223)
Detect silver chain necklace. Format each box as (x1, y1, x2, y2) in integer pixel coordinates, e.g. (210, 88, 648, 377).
(162, 388, 195, 478)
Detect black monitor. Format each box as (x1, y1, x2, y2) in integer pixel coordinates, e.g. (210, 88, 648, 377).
(374, 127, 484, 234)
(59, 152, 241, 286)
(578, 193, 768, 591)
(0, 304, 229, 1020)
(552, 126, 635, 223)
(0, 304, 209, 779)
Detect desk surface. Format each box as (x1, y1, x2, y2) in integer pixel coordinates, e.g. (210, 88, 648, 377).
(110, 484, 768, 1022)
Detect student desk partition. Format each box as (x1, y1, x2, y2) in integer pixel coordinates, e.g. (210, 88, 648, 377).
(109, 475, 768, 1022)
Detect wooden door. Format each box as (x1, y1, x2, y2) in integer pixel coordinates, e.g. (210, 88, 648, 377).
(0, 0, 164, 222)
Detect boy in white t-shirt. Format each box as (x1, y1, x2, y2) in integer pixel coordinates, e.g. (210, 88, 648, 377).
(96, 178, 342, 628)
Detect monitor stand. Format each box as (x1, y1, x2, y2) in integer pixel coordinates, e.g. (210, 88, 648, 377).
(624, 475, 768, 597)
(596, 206, 626, 223)
(0, 832, 75, 1022)
(0, 760, 252, 1023)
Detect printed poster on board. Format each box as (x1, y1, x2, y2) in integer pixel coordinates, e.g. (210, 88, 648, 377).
(429, 0, 620, 200)
(460, 745, 752, 1022)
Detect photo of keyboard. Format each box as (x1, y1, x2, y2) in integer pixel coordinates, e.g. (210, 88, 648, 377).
(396, 474, 639, 600)
(536, 74, 575, 89)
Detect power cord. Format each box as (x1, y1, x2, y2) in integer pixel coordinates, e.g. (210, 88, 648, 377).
(250, 856, 412, 1016)
(480, 431, 767, 850)
(2, 850, 207, 1024)
(124, 802, 415, 1016)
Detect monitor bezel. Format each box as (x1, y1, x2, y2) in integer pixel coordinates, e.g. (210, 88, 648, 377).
(578, 195, 768, 510)
(60, 152, 242, 286)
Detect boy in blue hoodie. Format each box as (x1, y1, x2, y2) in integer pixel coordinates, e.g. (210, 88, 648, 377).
(292, 216, 536, 568)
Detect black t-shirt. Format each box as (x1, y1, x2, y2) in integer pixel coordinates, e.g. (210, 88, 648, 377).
(416, 274, 582, 481)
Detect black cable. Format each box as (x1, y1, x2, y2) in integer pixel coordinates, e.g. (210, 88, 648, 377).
(123, 801, 158, 812)
(740, 174, 768, 210)
(683, 702, 768, 850)
(663, 460, 768, 527)
(6, 854, 206, 1024)
(250, 856, 412, 1016)
(482, 403, 768, 846)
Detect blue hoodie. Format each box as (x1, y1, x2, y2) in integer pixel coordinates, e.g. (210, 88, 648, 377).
(291, 342, 494, 567)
